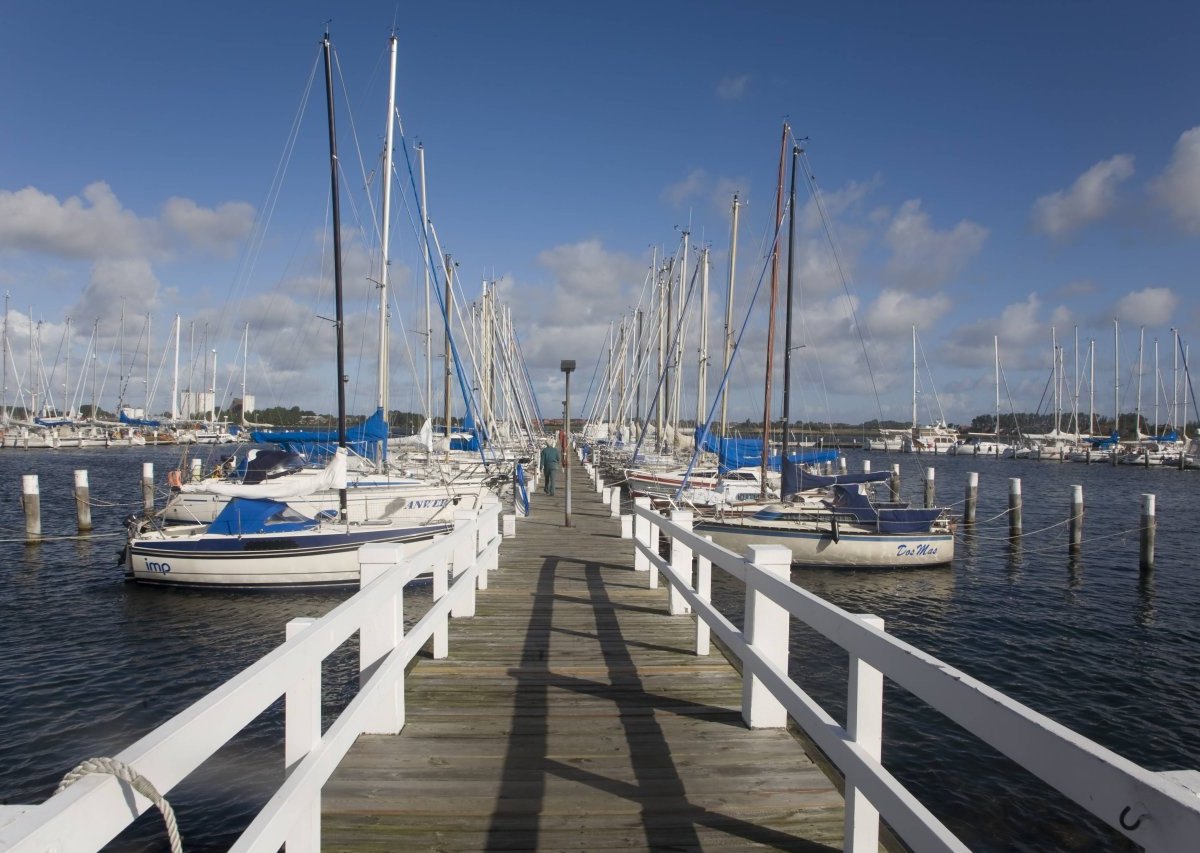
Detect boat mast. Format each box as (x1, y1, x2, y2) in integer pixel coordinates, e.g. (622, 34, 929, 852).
(419, 144, 432, 429)
(171, 314, 180, 421)
(322, 30, 348, 517)
(760, 122, 788, 498)
(720, 194, 739, 439)
(241, 323, 249, 425)
(993, 335, 1000, 436)
(911, 325, 918, 432)
(378, 34, 397, 458)
(1114, 320, 1120, 439)
(1, 291, 7, 422)
(210, 349, 217, 424)
(1135, 326, 1144, 438)
(781, 145, 799, 473)
(443, 252, 453, 455)
(695, 245, 709, 431)
(145, 313, 151, 417)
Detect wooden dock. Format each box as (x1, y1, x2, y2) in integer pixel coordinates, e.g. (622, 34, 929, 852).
(322, 465, 845, 851)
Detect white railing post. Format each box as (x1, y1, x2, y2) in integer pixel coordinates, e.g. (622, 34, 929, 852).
(358, 544, 406, 735)
(845, 614, 885, 852)
(742, 544, 791, 729)
(433, 543, 449, 660)
(668, 511, 693, 616)
(633, 497, 651, 573)
(503, 512, 517, 538)
(609, 487, 621, 518)
(451, 509, 478, 618)
(695, 536, 712, 656)
(285, 617, 320, 853)
(597, 476, 606, 495)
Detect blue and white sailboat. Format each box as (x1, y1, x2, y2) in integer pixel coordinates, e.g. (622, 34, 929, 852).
(126, 33, 452, 588)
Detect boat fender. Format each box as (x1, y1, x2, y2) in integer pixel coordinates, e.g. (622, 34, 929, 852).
(830, 515, 840, 543)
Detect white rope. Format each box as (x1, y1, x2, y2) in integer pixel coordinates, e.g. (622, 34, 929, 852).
(55, 757, 183, 853)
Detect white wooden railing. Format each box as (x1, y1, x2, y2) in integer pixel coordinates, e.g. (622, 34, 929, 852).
(627, 496, 1200, 852)
(0, 498, 504, 853)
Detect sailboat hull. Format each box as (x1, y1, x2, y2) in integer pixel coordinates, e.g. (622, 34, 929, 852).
(696, 518, 954, 568)
(127, 522, 449, 588)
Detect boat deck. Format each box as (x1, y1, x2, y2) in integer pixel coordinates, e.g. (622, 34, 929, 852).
(321, 462, 845, 851)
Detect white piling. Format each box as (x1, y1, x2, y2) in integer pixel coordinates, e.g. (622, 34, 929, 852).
(1069, 485, 1083, 552)
(74, 469, 92, 533)
(923, 467, 936, 509)
(1140, 493, 1156, 571)
(964, 472, 978, 525)
(22, 474, 40, 542)
(1008, 477, 1022, 540)
(142, 462, 155, 513)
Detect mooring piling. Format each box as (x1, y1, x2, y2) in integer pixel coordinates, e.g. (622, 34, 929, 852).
(923, 467, 936, 509)
(142, 462, 155, 513)
(1140, 493, 1156, 571)
(22, 474, 41, 543)
(1069, 485, 1083, 553)
(74, 469, 92, 533)
(1008, 477, 1022, 539)
(964, 472, 978, 525)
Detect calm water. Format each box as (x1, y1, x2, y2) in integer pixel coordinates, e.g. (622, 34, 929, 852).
(1, 447, 1196, 850)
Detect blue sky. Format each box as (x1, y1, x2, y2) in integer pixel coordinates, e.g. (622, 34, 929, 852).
(3, 2, 1200, 430)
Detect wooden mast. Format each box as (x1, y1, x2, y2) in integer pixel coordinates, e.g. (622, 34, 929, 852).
(322, 30, 348, 518)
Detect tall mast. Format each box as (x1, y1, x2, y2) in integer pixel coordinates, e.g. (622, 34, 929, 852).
(210, 349, 217, 424)
(171, 314, 180, 421)
(377, 34, 397, 435)
(1073, 326, 1080, 441)
(1172, 327, 1180, 431)
(1089, 338, 1096, 435)
(993, 336, 1000, 435)
(145, 312, 151, 417)
(1, 291, 7, 421)
(241, 323, 249, 425)
(1051, 326, 1059, 436)
(1153, 336, 1159, 435)
(443, 252, 453, 452)
(911, 326, 918, 430)
(720, 194, 739, 439)
(419, 144, 433, 427)
(781, 145, 799, 473)
(322, 30, 348, 517)
(760, 122, 788, 498)
(91, 319, 98, 420)
(695, 245, 709, 430)
(1113, 320, 1120, 437)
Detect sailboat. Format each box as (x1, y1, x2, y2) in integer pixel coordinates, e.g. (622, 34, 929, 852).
(694, 140, 955, 569)
(125, 32, 453, 588)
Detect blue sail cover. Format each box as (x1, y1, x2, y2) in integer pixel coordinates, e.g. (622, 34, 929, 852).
(827, 484, 944, 534)
(449, 411, 484, 451)
(251, 408, 389, 459)
(119, 410, 161, 427)
(694, 427, 838, 473)
(781, 460, 890, 496)
(207, 498, 319, 535)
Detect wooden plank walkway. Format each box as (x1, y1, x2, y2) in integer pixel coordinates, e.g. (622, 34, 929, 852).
(322, 463, 845, 851)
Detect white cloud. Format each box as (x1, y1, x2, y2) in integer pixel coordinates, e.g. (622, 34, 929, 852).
(662, 169, 748, 213)
(663, 169, 708, 207)
(800, 176, 881, 233)
(0, 182, 154, 259)
(883, 200, 987, 290)
(68, 257, 163, 330)
(1115, 286, 1178, 327)
(864, 289, 952, 338)
(1151, 127, 1200, 232)
(1031, 154, 1134, 238)
(943, 293, 1045, 369)
(715, 75, 750, 100)
(162, 197, 255, 251)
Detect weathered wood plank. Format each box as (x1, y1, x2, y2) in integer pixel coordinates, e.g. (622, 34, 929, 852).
(323, 464, 845, 851)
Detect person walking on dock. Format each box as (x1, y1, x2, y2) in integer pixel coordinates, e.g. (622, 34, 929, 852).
(540, 439, 561, 495)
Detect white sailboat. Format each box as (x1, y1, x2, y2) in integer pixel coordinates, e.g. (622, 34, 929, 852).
(126, 32, 454, 588)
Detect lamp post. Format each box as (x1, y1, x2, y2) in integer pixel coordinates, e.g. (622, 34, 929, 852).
(561, 359, 575, 527)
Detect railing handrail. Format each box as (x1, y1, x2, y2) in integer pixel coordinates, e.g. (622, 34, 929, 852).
(631, 500, 1200, 852)
(0, 500, 502, 853)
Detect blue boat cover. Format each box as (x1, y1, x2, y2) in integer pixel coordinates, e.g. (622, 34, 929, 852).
(119, 411, 162, 427)
(781, 460, 889, 496)
(251, 408, 389, 459)
(826, 485, 943, 534)
(207, 498, 319, 535)
(694, 426, 839, 473)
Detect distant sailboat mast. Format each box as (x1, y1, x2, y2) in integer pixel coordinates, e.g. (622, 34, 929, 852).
(720, 194, 739, 439)
(781, 144, 799, 470)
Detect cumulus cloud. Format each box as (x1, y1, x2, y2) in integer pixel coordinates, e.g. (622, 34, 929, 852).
(1115, 286, 1178, 327)
(1031, 154, 1134, 238)
(662, 169, 748, 213)
(715, 75, 750, 100)
(1151, 127, 1200, 232)
(943, 293, 1044, 369)
(162, 197, 255, 251)
(884, 200, 987, 290)
(800, 175, 881, 232)
(0, 182, 154, 259)
(864, 289, 952, 338)
(68, 257, 163, 331)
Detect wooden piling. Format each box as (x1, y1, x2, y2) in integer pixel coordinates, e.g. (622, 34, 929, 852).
(964, 472, 978, 525)
(1140, 494, 1156, 571)
(1008, 477, 1022, 539)
(142, 462, 155, 513)
(1069, 485, 1083, 553)
(22, 474, 41, 543)
(74, 469, 92, 533)
(889, 464, 900, 502)
(923, 467, 935, 509)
